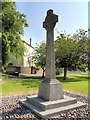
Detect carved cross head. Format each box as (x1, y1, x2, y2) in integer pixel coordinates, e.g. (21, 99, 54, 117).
(43, 9, 58, 30)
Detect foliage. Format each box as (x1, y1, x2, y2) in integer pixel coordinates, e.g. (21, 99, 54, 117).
(33, 42, 46, 77)
(88, 29, 90, 72)
(55, 33, 76, 69)
(55, 33, 77, 80)
(2, 2, 28, 67)
(55, 29, 88, 80)
(0, 1, 2, 65)
(71, 29, 88, 71)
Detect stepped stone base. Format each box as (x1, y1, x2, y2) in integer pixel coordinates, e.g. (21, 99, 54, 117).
(20, 95, 86, 118)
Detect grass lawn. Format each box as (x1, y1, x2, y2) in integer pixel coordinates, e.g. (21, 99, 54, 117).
(0, 73, 89, 96)
(57, 74, 89, 96)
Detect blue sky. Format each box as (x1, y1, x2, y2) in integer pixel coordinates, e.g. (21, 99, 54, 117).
(16, 2, 88, 47)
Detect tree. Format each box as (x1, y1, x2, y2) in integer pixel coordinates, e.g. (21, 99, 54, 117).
(33, 42, 46, 77)
(88, 29, 90, 72)
(2, 2, 28, 67)
(55, 29, 88, 80)
(0, 1, 2, 70)
(72, 29, 88, 71)
(55, 33, 76, 80)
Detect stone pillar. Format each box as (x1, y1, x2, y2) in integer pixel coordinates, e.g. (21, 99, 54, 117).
(45, 29, 55, 79)
(38, 9, 63, 101)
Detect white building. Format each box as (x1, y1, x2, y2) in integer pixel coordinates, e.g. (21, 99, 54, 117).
(7, 40, 35, 74)
(22, 40, 34, 67)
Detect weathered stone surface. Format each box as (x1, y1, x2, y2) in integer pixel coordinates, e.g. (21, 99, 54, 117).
(43, 9, 58, 31)
(26, 95, 77, 110)
(38, 9, 63, 101)
(38, 79, 63, 101)
(20, 97, 86, 118)
(43, 9, 58, 79)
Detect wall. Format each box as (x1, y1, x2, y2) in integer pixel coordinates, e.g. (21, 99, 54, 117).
(22, 43, 33, 67)
(20, 67, 31, 74)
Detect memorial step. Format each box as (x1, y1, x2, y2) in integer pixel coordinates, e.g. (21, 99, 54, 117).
(20, 95, 87, 118)
(26, 95, 77, 111)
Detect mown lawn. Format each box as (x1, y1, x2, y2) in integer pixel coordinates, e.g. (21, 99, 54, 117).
(0, 73, 89, 96)
(57, 74, 89, 96)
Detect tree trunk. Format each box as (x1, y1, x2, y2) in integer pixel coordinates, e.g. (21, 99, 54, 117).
(63, 67, 67, 80)
(42, 69, 45, 77)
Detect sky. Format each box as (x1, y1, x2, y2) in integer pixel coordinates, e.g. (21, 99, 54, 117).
(16, 2, 88, 47)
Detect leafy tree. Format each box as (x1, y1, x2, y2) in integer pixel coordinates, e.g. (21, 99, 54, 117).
(72, 29, 88, 71)
(33, 42, 46, 77)
(2, 2, 28, 67)
(88, 29, 90, 72)
(0, 1, 2, 70)
(55, 33, 76, 80)
(55, 29, 88, 80)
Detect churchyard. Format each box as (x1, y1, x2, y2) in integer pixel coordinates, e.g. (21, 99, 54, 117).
(1, 2, 89, 119)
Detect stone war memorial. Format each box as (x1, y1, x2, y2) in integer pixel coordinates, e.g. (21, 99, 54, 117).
(20, 9, 86, 118)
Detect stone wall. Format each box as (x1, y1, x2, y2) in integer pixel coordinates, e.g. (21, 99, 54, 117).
(20, 67, 31, 74)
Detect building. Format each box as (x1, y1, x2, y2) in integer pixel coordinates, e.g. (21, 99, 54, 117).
(6, 39, 35, 74)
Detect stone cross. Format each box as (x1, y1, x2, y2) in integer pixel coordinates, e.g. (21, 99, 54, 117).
(43, 9, 58, 80)
(43, 9, 58, 31)
(38, 9, 63, 101)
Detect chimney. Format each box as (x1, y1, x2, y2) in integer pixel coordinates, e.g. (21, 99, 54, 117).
(30, 38, 31, 46)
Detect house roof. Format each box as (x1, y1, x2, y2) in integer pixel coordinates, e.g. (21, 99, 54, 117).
(23, 40, 34, 49)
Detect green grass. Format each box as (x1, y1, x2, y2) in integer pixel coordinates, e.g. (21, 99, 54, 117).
(57, 74, 89, 96)
(0, 73, 89, 96)
(1, 80, 40, 96)
(1, 76, 42, 96)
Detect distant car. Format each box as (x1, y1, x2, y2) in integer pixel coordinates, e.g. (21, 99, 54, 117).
(6, 66, 20, 76)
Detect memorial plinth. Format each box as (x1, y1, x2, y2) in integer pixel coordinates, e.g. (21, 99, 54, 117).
(20, 9, 86, 118)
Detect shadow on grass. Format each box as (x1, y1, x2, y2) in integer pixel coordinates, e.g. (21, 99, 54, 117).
(2, 74, 44, 89)
(2, 73, 88, 89)
(20, 75, 88, 89)
(19, 76, 43, 88)
(73, 75, 90, 80)
(19, 75, 44, 80)
(20, 79, 41, 88)
(2, 73, 44, 80)
(56, 75, 89, 83)
(17, 76, 44, 88)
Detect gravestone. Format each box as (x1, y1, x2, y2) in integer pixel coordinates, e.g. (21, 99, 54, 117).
(20, 9, 86, 118)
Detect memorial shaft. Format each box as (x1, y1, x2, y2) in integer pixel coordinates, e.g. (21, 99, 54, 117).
(45, 29, 56, 79)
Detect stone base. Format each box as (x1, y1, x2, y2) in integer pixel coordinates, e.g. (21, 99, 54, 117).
(38, 79, 63, 101)
(20, 95, 86, 118)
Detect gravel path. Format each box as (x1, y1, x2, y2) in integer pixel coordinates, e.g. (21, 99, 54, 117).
(1, 91, 90, 120)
